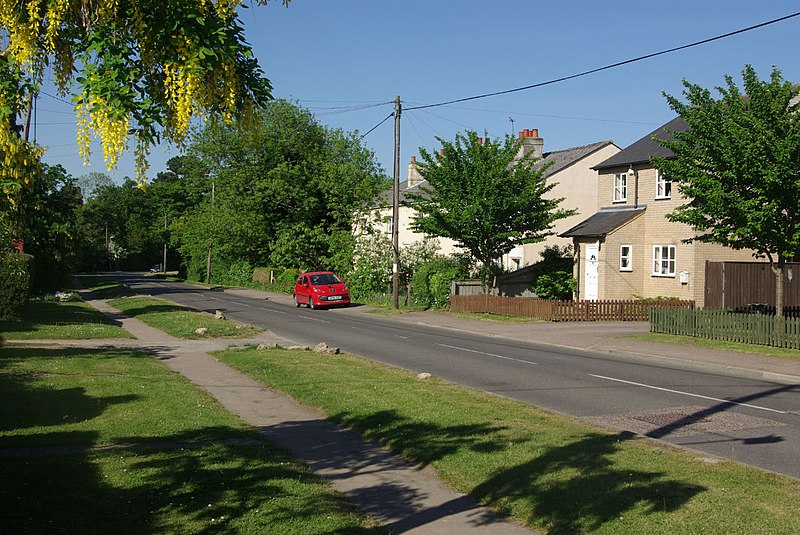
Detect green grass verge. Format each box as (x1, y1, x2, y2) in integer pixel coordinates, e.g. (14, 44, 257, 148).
(107, 296, 263, 339)
(0, 345, 380, 534)
(216, 347, 800, 535)
(0, 300, 133, 340)
(631, 332, 800, 362)
(74, 275, 138, 299)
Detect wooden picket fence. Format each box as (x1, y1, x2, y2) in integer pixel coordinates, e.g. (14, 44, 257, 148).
(650, 307, 800, 349)
(449, 295, 693, 322)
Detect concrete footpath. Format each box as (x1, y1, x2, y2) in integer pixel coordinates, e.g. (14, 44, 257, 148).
(82, 299, 538, 535)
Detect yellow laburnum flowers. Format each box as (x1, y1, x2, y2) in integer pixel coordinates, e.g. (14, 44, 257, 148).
(0, 0, 265, 191)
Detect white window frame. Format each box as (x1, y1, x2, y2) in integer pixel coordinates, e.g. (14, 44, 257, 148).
(655, 170, 672, 199)
(613, 172, 627, 202)
(619, 244, 632, 272)
(652, 245, 676, 277)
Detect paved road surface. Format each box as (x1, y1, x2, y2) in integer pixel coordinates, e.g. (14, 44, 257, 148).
(107, 273, 800, 479)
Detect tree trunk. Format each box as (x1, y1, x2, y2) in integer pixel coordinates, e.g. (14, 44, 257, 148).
(773, 257, 785, 318)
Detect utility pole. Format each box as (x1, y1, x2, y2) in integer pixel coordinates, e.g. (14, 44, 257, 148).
(392, 96, 401, 309)
(162, 212, 168, 273)
(205, 180, 215, 284)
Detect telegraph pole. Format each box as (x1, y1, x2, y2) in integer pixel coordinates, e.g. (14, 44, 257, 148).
(162, 212, 168, 273)
(205, 180, 215, 284)
(392, 96, 401, 309)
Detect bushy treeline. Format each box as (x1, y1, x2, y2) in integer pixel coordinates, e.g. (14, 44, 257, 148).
(1, 99, 572, 312)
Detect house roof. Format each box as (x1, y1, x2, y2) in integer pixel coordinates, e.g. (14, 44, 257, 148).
(559, 205, 645, 238)
(372, 139, 618, 209)
(593, 116, 689, 171)
(536, 140, 618, 177)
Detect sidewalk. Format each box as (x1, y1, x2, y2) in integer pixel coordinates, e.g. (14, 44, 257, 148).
(225, 287, 800, 385)
(80, 298, 537, 535)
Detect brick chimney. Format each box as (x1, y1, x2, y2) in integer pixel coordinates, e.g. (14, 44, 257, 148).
(407, 155, 424, 188)
(517, 128, 543, 161)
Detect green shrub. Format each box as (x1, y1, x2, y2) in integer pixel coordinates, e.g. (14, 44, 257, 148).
(0, 253, 32, 320)
(412, 257, 466, 309)
(532, 270, 576, 300)
(219, 259, 253, 287)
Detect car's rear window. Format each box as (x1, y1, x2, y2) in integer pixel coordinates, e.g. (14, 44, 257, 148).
(310, 273, 341, 285)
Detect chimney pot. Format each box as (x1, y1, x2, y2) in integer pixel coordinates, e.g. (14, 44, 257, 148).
(531, 128, 539, 137)
(411, 155, 416, 163)
(477, 137, 483, 145)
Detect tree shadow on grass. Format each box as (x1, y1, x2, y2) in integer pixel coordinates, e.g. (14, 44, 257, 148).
(472, 431, 705, 534)
(111, 303, 192, 318)
(0, 375, 138, 437)
(329, 409, 513, 467)
(325, 410, 704, 534)
(0, 300, 118, 334)
(3, 424, 386, 534)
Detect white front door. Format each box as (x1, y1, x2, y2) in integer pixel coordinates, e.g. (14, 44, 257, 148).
(585, 242, 599, 301)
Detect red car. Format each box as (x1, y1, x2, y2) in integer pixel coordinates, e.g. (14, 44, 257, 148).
(293, 271, 351, 309)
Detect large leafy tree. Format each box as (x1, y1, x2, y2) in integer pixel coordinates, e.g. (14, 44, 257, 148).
(653, 65, 800, 316)
(406, 131, 574, 289)
(0, 0, 285, 211)
(181, 99, 388, 281)
(14, 163, 83, 292)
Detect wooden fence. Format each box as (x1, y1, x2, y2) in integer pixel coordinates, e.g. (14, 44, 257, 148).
(449, 295, 694, 322)
(650, 307, 800, 349)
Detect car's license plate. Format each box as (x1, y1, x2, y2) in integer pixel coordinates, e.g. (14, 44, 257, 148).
(328, 295, 342, 301)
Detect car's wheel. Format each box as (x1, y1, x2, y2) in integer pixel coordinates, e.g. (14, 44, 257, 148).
(293, 294, 300, 308)
(308, 295, 316, 309)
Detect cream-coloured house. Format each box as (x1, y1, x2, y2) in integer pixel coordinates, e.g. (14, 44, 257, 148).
(369, 129, 620, 270)
(561, 117, 756, 306)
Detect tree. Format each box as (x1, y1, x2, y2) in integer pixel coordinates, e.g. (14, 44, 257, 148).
(406, 131, 574, 290)
(182, 100, 388, 281)
(653, 65, 800, 316)
(0, 0, 286, 204)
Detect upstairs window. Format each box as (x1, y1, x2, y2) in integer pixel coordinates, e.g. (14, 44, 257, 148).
(613, 172, 627, 202)
(656, 170, 672, 199)
(652, 245, 676, 277)
(620, 245, 632, 271)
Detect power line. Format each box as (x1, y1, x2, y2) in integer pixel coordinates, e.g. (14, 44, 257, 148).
(359, 112, 394, 139)
(39, 90, 72, 106)
(406, 11, 800, 112)
(430, 105, 663, 126)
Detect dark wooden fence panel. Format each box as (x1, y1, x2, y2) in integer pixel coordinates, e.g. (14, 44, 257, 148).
(705, 261, 800, 309)
(449, 295, 693, 321)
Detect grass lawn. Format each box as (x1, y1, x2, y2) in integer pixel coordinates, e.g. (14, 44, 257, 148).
(107, 296, 263, 339)
(0, 345, 380, 534)
(217, 346, 800, 535)
(0, 299, 133, 340)
(74, 275, 138, 299)
(631, 332, 800, 362)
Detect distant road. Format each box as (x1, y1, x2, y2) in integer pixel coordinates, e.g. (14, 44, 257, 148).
(106, 272, 800, 478)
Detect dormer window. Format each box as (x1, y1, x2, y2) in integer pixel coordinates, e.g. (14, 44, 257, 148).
(656, 170, 671, 199)
(613, 172, 627, 202)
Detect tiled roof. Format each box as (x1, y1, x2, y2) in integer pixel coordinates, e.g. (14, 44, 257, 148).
(593, 116, 689, 170)
(559, 206, 645, 238)
(536, 140, 618, 177)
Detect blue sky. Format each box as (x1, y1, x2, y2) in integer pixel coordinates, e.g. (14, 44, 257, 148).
(36, 1, 800, 182)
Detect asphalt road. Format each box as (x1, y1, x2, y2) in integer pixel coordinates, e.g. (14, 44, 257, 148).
(107, 273, 800, 479)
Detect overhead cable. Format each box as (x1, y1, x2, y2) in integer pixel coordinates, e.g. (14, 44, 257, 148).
(406, 11, 800, 111)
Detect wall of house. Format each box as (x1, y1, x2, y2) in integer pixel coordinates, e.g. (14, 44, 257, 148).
(593, 166, 758, 306)
(370, 205, 460, 256)
(521, 142, 621, 266)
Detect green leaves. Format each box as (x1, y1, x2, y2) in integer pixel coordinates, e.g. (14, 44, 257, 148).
(407, 131, 574, 287)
